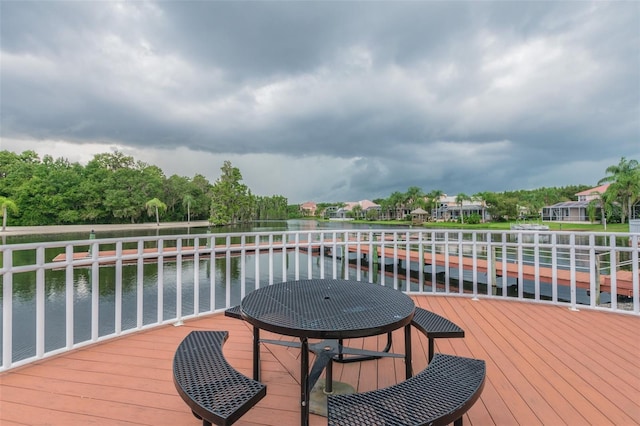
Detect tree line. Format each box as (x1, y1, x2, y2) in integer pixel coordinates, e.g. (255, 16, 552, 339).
(0, 150, 288, 228)
(311, 157, 639, 224)
(0, 150, 637, 228)
(374, 157, 638, 224)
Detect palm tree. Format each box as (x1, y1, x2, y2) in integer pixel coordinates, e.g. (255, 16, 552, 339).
(455, 193, 470, 224)
(588, 190, 614, 230)
(427, 189, 445, 221)
(404, 186, 425, 211)
(145, 198, 167, 226)
(351, 204, 363, 220)
(182, 194, 195, 224)
(0, 196, 18, 231)
(387, 191, 405, 220)
(473, 192, 489, 222)
(598, 157, 640, 224)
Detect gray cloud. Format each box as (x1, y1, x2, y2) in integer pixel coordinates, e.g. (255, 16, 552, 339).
(1, 1, 638, 203)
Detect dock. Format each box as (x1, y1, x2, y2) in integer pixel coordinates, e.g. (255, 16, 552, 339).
(51, 240, 636, 297)
(347, 245, 636, 297)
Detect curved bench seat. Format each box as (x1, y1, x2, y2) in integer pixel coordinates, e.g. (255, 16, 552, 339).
(327, 353, 485, 426)
(173, 330, 266, 426)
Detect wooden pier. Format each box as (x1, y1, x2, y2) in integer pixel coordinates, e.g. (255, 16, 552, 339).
(51, 240, 636, 297)
(347, 245, 636, 297)
(51, 241, 321, 264)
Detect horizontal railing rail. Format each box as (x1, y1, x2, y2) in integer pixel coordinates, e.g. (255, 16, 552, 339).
(1, 229, 638, 371)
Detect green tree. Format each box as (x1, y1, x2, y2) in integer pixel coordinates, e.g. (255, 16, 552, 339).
(598, 157, 640, 224)
(351, 204, 363, 219)
(483, 192, 519, 222)
(145, 198, 167, 226)
(182, 194, 195, 223)
(589, 190, 616, 230)
(0, 196, 18, 231)
(404, 186, 425, 211)
(386, 191, 405, 220)
(427, 189, 445, 220)
(210, 161, 253, 226)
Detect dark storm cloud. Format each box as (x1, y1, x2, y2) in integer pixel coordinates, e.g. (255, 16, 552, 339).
(1, 1, 638, 202)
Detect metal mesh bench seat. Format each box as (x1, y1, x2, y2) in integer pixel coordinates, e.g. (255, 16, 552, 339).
(173, 331, 266, 426)
(224, 305, 242, 320)
(412, 307, 465, 361)
(327, 353, 486, 426)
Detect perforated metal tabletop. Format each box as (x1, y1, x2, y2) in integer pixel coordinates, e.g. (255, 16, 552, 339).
(241, 279, 415, 339)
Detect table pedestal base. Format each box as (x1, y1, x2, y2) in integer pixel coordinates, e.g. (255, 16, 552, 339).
(309, 378, 355, 417)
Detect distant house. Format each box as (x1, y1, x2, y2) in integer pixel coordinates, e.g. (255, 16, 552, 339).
(541, 184, 610, 222)
(331, 200, 381, 220)
(433, 195, 487, 222)
(299, 201, 317, 217)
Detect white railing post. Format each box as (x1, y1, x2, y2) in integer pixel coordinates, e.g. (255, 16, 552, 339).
(157, 239, 164, 324)
(551, 233, 558, 303)
(457, 231, 464, 295)
(609, 236, 618, 311)
(2, 248, 13, 369)
(517, 233, 524, 300)
(588, 234, 597, 307)
(175, 239, 183, 326)
(268, 234, 274, 285)
(36, 246, 45, 358)
(501, 232, 508, 297)
(444, 231, 450, 292)
(65, 244, 74, 350)
(240, 235, 246, 300)
(569, 234, 578, 311)
(307, 232, 313, 280)
(534, 233, 540, 301)
(91, 240, 100, 341)
(472, 232, 478, 300)
(115, 241, 123, 333)
(294, 232, 300, 281)
(225, 235, 232, 307)
(136, 240, 144, 328)
(632, 233, 639, 314)
(486, 232, 493, 296)
(193, 237, 200, 316)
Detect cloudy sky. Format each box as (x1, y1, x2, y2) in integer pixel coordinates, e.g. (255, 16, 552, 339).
(1, 1, 638, 203)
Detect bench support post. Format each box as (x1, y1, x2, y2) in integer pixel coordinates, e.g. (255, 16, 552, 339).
(253, 327, 260, 381)
(405, 324, 412, 378)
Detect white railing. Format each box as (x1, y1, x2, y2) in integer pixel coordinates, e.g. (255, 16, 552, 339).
(1, 229, 638, 371)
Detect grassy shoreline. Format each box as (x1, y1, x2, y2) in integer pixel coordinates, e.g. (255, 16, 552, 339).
(322, 219, 629, 233)
(0, 221, 211, 236)
(0, 219, 630, 237)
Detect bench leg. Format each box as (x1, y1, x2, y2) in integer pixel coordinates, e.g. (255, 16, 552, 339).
(405, 324, 412, 379)
(301, 337, 310, 426)
(454, 417, 463, 426)
(253, 326, 261, 381)
(429, 337, 435, 362)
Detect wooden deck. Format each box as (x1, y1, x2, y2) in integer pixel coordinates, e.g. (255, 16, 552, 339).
(1, 296, 638, 425)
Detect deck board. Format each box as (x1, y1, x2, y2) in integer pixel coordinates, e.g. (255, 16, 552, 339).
(1, 295, 638, 426)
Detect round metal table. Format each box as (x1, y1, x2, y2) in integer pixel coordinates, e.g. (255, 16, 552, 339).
(241, 279, 415, 426)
